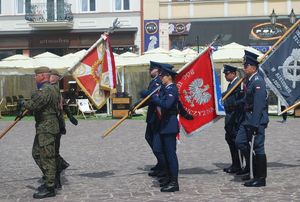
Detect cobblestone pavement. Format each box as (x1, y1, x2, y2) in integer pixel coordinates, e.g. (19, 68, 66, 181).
(0, 117, 300, 202)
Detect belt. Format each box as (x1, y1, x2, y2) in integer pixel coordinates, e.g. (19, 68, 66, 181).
(36, 114, 57, 121)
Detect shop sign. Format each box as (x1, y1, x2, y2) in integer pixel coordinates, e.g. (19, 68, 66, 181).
(31, 36, 70, 47)
(250, 22, 287, 41)
(169, 22, 191, 35)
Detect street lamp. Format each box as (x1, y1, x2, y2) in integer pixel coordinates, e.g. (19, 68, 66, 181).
(270, 9, 278, 25)
(289, 9, 297, 24)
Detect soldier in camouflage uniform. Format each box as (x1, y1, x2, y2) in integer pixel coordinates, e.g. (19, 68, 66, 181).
(49, 69, 78, 189)
(22, 67, 60, 199)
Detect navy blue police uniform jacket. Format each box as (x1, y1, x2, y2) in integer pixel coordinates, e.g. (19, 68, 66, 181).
(151, 83, 179, 135)
(140, 76, 162, 124)
(243, 72, 269, 128)
(222, 77, 244, 127)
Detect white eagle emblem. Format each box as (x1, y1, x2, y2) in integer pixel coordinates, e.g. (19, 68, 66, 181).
(183, 78, 211, 107)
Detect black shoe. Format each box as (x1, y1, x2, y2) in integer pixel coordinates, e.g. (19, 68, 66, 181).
(224, 166, 241, 174)
(33, 186, 56, 199)
(156, 171, 167, 178)
(223, 165, 232, 172)
(160, 180, 170, 187)
(241, 174, 250, 181)
(244, 177, 266, 187)
(148, 170, 160, 177)
(150, 164, 159, 171)
(158, 177, 169, 184)
(160, 180, 179, 192)
(37, 184, 46, 192)
(236, 168, 249, 176)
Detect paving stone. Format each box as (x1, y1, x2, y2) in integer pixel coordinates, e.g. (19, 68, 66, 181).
(0, 118, 299, 201)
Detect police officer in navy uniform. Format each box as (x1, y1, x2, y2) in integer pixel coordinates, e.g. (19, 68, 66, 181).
(151, 65, 180, 192)
(222, 65, 244, 174)
(235, 50, 269, 187)
(134, 61, 166, 176)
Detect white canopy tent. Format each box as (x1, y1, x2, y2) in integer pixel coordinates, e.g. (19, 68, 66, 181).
(213, 42, 263, 62)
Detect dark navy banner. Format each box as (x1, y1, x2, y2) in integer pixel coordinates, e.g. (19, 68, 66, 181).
(144, 20, 159, 52)
(260, 26, 300, 106)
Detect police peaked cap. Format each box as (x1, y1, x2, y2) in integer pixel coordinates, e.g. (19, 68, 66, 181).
(149, 61, 174, 70)
(160, 63, 177, 77)
(49, 69, 61, 77)
(243, 50, 259, 66)
(34, 66, 50, 74)
(223, 64, 238, 74)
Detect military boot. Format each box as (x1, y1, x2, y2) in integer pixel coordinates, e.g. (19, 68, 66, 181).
(244, 154, 267, 187)
(33, 186, 56, 199)
(159, 177, 170, 187)
(224, 146, 242, 174)
(148, 170, 160, 177)
(160, 176, 179, 192)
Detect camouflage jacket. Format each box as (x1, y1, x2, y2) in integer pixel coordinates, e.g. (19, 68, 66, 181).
(24, 82, 60, 135)
(52, 83, 66, 134)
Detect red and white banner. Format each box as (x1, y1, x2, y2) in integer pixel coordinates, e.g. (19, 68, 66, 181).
(70, 34, 117, 109)
(176, 48, 218, 136)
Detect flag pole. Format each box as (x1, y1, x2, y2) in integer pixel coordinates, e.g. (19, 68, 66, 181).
(279, 100, 300, 115)
(222, 19, 300, 101)
(259, 19, 300, 63)
(222, 77, 244, 101)
(177, 35, 220, 74)
(102, 86, 161, 138)
(0, 109, 28, 140)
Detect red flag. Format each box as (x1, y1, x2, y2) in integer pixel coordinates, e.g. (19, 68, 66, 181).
(176, 48, 218, 136)
(70, 34, 117, 109)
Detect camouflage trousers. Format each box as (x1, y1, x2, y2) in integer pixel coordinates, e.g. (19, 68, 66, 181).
(32, 133, 57, 188)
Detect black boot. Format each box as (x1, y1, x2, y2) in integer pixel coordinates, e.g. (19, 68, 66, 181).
(148, 170, 160, 177)
(244, 154, 267, 187)
(37, 184, 46, 192)
(224, 146, 242, 173)
(159, 177, 170, 187)
(160, 176, 179, 192)
(33, 186, 56, 199)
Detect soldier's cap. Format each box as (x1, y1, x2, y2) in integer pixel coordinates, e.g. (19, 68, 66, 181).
(149, 61, 174, 70)
(50, 69, 61, 77)
(223, 64, 237, 74)
(243, 50, 259, 67)
(34, 66, 50, 74)
(159, 64, 177, 77)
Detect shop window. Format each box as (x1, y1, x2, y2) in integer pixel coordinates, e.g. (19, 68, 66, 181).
(81, 0, 96, 12)
(16, 0, 25, 14)
(0, 0, 2, 14)
(115, 0, 130, 11)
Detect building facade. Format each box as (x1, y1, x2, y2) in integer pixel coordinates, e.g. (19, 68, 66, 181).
(143, 0, 300, 52)
(0, 0, 142, 59)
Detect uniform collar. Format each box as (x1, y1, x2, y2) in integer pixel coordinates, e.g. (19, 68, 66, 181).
(165, 83, 173, 88)
(248, 71, 258, 82)
(230, 77, 238, 85)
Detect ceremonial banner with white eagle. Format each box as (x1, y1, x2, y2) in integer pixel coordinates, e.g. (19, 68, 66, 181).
(176, 48, 219, 136)
(69, 34, 117, 109)
(260, 24, 300, 107)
